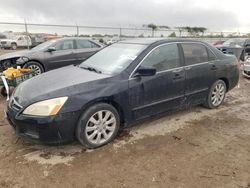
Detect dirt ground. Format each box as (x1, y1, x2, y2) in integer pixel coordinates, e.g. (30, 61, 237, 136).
(0, 49, 250, 188)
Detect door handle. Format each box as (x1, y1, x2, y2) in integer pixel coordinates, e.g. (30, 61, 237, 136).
(185, 66, 191, 70)
(210, 64, 217, 70)
(172, 68, 184, 73)
(172, 69, 183, 80)
(173, 75, 182, 80)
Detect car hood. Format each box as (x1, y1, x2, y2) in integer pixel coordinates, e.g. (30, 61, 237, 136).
(13, 65, 111, 107)
(0, 39, 15, 42)
(0, 50, 34, 61)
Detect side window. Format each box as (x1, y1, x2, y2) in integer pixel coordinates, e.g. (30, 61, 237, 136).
(207, 48, 217, 61)
(140, 43, 180, 72)
(245, 40, 250, 47)
(182, 43, 208, 65)
(54, 40, 74, 51)
(77, 40, 97, 49)
(90, 41, 100, 48)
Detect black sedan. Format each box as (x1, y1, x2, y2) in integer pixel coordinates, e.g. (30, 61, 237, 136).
(6, 39, 239, 148)
(0, 37, 104, 74)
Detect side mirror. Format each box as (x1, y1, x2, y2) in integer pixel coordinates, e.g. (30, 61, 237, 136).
(47, 46, 56, 52)
(134, 66, 156, 77)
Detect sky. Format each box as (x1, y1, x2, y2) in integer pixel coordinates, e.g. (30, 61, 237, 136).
(0, 0, 249, 35)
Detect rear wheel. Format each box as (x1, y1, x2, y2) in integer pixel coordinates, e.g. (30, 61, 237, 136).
(11, 43, 17, 50)
(76, 103, 120, 149)
(204, 80, 226, 109)
(24, 61, 44, 75)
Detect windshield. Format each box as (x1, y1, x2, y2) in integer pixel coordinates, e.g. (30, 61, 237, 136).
(222, 38, 245, 47)
(31, 40, 56, 51)
(80, 43, 146, 74)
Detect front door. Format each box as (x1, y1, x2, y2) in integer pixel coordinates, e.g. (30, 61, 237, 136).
(129, 43, 185, 120)
(45, 39, 77, 70)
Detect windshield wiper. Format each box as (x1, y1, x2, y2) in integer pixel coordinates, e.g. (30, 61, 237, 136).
(81, 66, 102, 74)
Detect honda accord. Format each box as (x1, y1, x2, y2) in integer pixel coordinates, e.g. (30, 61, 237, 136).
(6, 39, 239, 148)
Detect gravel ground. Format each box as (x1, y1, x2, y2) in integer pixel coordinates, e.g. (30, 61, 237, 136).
(0, 49, 249, 188)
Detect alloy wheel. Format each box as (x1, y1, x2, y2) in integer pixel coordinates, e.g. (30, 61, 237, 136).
(85, 110, 117, 145)
(211, 82, 226, 106)
(28, 64, 42, 75)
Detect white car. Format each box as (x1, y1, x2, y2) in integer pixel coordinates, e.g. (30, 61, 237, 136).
(243, 58, 250, 78)
(0, 35, 32, 50)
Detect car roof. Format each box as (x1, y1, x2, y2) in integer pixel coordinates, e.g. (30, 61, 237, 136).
(119, 38, 208, 45)
(56, 37, 94, 41)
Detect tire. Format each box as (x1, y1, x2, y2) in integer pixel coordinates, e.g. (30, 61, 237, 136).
(204, 80, 227, 109)
(11, 43, 17, 50)
(24, 61, 44, 75)
(76, 103, 120, 149)
(0, 87, 7, 97)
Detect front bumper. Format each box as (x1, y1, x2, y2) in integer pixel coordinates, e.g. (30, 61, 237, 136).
(6, 106, 80, 144)
(0, 43, 11, 48)
(243, 64, 250, 78)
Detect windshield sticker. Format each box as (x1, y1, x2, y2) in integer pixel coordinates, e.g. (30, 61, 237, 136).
(119, 54, 137, 60)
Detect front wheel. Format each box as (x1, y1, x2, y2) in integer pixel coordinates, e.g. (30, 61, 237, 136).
(76, 103, 120, 149)
(204, 80, 227, 109)
(24, 61, 44, 75)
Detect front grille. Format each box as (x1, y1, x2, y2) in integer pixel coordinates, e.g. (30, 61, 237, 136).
(9, 97, 23, 111)
(1, 41, 7, 45)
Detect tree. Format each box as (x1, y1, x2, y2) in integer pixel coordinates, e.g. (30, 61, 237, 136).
(143, 24, 170, 37)
(168, 32, 176, 37)
(181, 26, 207, 37)
(147, 23, 157, 37)
(175, 27, 185, 37)
(158, 25, 170, 29)
(138, 34, 144, 38)
(198, 27, 207, 36)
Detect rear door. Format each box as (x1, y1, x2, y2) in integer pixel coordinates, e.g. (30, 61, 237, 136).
(44, 39, 77, 70)
(181, 43, 218, 105)
(75, 39, 101, 64)
(129, 43, 186, 120)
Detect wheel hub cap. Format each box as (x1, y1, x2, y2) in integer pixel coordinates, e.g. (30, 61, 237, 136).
(85, 110, 116, 145)
(211, 83, 225, 106)
(29, 65, 42, 75)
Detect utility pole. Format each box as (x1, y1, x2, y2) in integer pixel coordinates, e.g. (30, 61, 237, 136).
(119, 28, 122, 41)
(76, 24, 79, 37)
(24, 19, 30, 49)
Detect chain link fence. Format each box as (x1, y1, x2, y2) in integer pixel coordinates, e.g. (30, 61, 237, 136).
(0, 21, 249, 49)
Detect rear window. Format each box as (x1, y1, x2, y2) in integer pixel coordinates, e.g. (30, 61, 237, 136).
(207, 49, 217, 61)
(77, 40, 100, 49)
(182, 43, 208, 65)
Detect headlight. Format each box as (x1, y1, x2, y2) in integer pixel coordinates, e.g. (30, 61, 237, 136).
(22, 97, 68, 116)
(16, 56, 29, 64)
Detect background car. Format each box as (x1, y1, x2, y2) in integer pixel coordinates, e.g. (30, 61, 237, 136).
(6, 39, 239, 149)
(216, 38, 250, 61)
(211, 40, 226, 46)
(0, 35, 32, 50)
(243, 58, 250, 78)
(0, 37, 105, 74)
